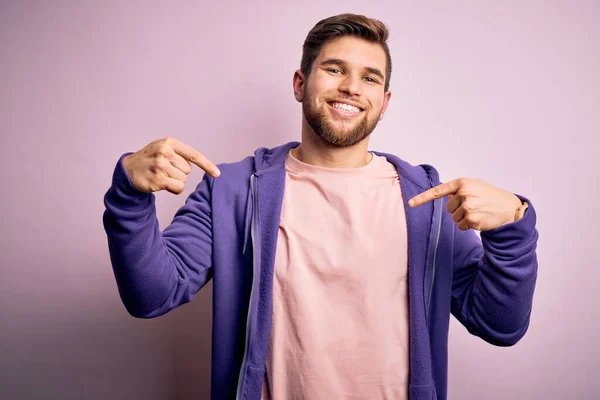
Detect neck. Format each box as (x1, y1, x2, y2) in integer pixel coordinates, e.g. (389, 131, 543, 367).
(294, 120, 372, 168)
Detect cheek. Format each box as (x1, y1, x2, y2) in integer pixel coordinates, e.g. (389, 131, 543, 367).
(305, 82, 323, 103)
(366, 99, 382, 115)
(370, 94, 387, 112)
(310, 78, 338, 100)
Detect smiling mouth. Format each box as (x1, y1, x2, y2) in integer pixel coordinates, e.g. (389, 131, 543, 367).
(328, 101, 364, 115)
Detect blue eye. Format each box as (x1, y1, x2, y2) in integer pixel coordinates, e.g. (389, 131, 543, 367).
(328, 69, 342, 74)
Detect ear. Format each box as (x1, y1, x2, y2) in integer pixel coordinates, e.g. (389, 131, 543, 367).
(293, 69, 306, 102)
(378, 90, 392, 121)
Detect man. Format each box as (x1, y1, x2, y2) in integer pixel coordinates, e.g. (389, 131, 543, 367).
(102, 13, 538, 400)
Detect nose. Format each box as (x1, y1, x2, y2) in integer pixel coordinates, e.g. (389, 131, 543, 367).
(338, 73, 362, 96)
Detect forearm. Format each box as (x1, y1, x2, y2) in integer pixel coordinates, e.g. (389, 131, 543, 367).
(452, 197, 539, 345)
(102, 153, 213, 318)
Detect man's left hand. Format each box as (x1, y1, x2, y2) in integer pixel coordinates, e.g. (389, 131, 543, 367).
(408, 178, 523, 231)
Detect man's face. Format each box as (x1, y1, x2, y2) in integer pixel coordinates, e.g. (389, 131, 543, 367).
(294, 36, 391, 147)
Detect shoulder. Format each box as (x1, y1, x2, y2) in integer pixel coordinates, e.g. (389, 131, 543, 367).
(206, 155, 255, 195)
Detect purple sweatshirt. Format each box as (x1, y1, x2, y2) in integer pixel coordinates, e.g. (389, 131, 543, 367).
(102, 141, 538, 400)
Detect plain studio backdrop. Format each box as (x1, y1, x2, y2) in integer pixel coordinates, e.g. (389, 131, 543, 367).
(1, 1, 598, 399)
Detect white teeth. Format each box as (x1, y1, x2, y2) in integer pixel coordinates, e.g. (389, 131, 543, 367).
(332, 102, 361, 113)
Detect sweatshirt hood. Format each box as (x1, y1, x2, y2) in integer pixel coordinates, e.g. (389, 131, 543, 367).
(252, 141, 301, 175)
(251, 141, 440, 188)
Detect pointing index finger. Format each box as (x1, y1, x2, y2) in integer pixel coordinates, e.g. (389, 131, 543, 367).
(171, 139, 221, 178)
(408, 179, 459, 207)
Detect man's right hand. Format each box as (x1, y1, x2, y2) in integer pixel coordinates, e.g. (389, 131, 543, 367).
(122, 137, 221, 195)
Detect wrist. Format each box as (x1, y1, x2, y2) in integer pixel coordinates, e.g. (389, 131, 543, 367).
(501, 195, 526, 226)
(514, 201, 529, 221)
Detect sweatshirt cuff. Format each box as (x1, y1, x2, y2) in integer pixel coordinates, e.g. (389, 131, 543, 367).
(480, 194, 538, 244)
(106, 152, 154, 206)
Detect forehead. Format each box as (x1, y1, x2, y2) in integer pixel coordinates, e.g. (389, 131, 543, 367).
(315, 36, 387, 73)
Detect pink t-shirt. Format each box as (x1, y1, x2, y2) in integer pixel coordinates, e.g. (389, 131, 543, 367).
(261, 149, 409, 399)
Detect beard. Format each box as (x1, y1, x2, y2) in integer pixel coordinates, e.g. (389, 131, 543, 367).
(302, 96, 381, 148)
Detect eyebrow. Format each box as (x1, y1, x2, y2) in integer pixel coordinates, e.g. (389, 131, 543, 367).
(318, 58, 385, 81)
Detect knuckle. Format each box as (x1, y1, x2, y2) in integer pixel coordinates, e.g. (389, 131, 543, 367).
(157, 158, 171, 170)
(173, 182, 184, 194)
(461, 200, 470, 211)
(155, 145, 166, 154)
(156, 147, 171, 158)
(149, 160, 164, 174)
(150, 148, 168, 162)
(188, 152, 199, 163)
(467, 201, 477, 212)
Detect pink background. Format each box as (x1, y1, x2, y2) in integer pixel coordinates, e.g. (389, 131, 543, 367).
(1, 1, 598, 399)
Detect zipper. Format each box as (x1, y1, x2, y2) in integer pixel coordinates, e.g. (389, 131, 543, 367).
(236, 174, 259, 399)
(242, 185, 253, 254)
(425, 197, 443, 325)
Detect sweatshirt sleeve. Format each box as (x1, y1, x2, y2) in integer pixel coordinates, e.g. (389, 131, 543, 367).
(450, 194, 539, 346)
(102, 153, 214, 318)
